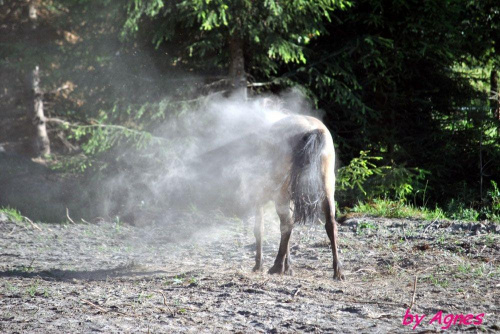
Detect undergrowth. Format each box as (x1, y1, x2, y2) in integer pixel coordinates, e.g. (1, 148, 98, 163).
(0, 206, 23, 222)
(337, 151, 500, 222)
(349, 198, 499, 222)
(350, 199, 446, 220)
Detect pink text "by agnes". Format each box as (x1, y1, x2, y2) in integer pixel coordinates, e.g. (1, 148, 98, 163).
(402, 308, 485, 330)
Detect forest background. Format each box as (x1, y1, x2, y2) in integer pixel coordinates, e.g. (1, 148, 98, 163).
(0, 0, 499, 222)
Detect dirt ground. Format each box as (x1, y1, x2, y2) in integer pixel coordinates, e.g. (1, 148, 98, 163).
(0, 209, 498, 333)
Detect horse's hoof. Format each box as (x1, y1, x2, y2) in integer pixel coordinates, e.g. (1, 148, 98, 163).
(333, 270, 345, 280)
(268, 265, 284, 275)
(284, 268, 294, 276)
(252, 265, 263, 272)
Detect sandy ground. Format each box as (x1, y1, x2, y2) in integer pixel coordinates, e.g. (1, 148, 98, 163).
(0, 210, 498, 333)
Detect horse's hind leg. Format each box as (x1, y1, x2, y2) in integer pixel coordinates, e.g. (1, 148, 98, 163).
(284, 232, 293, 275)
(322, 155, 344, 280)
(269, 197, 294, 275)
(324, 198, 343, 280)
(253, 206, 264, 272)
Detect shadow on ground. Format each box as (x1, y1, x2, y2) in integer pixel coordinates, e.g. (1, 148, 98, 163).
(0, 264, 170, 281)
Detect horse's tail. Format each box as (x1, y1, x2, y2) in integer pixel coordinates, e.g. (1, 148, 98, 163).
(290, 129, 326, 225)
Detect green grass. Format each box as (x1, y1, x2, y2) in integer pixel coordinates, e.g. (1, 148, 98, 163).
(356, 221, 377, 235)
(349, 198, 499, 222)
(26, 280, 40, 298)
(424, 274, 449, 288)
(0, 206, 23, 222)
(351, 199, 446, 220)
(458, 263, 472, 274)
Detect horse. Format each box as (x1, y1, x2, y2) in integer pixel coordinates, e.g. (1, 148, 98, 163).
(188, 112, 343, 280)
(249, 114, 343, 280)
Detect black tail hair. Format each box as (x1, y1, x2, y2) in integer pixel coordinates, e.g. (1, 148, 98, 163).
(290, 129, 326, 225)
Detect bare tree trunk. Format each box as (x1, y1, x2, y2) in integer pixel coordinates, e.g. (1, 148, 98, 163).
(28, 0, 38, 29)
(490, 67, 499, 135)
(32, 66, 50, 157)
(28, 1, 37, 19)
(28, 1, 49, 156)
(228, 35, 247, 99)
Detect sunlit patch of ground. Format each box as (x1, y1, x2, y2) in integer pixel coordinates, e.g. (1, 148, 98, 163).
(0, 211, 498, 333)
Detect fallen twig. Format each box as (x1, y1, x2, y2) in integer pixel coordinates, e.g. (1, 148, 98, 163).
(23, 216, 41, 231)
(409, 275, 418, 310)
(81, 299, 128, 316)
(156, 290, 168, 306)
(401, 225, 408, 242)
(423, 220, 438, 234)
(81, 299, 109, 313)
(350, 299, 401, 307)
(354, 268, 378, 274)
(66, 208, 75, 224)
(415, 266, 435, 275)
(155, 290, 174, 314)
(8, 226, 16, 236)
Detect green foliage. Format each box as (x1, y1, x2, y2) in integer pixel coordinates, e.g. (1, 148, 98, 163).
(352, 184, 498, 222)
(49, 154, 92, 173)
(24, 279, 49, 298)
(445, 180, 500, 222)
(453, 208, 480, 222)
(0, 207, 23, 222)
(356, 221, 377, 235)
(423, 274, 449, 289)
(55, 93, 207, 173)
(337, 150, 382, 196)
(336, 151, 428, 205)
(122, 0, 350, 77)
(308, 0, 500, 213)
(72, 125, 154, 156)
(369, 165, 428, 202)
(49, 122, 158, 173)
(487, 181, 500, 220)
(352, 199, 446, 220)
(445, 199, 480, 221)
(26, 281, 39, 298)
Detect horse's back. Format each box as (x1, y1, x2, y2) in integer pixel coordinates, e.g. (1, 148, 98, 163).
(269, 115, 334, 154)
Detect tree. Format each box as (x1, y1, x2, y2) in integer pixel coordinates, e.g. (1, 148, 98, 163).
(32, 66, 51, 157)
(123, 0, 351, 96)
(467, 0, 500, 129)
(28, 1, 51, 157)
(274, 0, 499, 208)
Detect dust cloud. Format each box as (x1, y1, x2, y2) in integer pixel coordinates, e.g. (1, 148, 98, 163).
(93, 88, 322, 233)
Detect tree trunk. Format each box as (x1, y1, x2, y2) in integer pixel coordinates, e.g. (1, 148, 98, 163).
(28, 2, 49, 156)
(29, 0, 38, 29)
(32, 66, 51, 157)
(228, 35, 247, 99)
(28, 1, 37, 20)
(490, 67, 499, 135)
